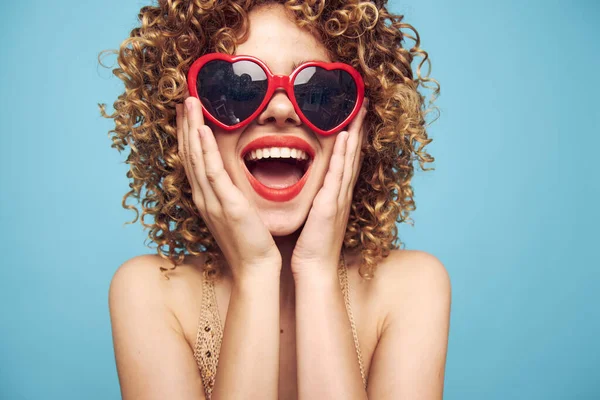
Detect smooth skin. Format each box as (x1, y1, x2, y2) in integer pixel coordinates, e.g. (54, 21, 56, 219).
(109, 4, 451, 400)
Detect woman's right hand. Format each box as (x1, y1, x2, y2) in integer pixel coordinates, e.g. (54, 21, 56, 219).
(176, 96, 282, 281)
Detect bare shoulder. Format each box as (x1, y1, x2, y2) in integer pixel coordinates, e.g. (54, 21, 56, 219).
(108, 254, 208, 399)
(109, 254, 168, 294)
(377, 249, 450, 289)
(109, 253, 208, 333)
(109, 253, 206, 304)
(362, 249, 451, 398)
(383, 249, 450, 284)
(374, 249, 451, 326)
(109, 253, 206, 281)
(108, 254, 168, 315)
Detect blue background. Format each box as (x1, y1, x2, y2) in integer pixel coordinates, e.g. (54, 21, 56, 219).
(1, 0, 598, 399)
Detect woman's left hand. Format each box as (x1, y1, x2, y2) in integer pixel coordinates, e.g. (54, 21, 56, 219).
(291, 100, 368, 277)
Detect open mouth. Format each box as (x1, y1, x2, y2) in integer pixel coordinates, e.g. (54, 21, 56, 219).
(241, 148, 314, 202)
(244, 150, 313, 187)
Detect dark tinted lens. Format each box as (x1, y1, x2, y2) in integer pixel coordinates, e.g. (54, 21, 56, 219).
(197, 60, 268, 126)
(293, 66, 357, 131)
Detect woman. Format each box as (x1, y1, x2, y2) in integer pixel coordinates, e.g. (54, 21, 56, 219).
(101, 0, 450, 399)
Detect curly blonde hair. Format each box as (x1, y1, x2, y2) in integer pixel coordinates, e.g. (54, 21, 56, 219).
(98, 0, 440, 281)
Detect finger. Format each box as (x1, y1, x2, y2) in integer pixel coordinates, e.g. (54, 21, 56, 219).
(176, 104, 185, 166)
(352, 124, 367, 188)
(185, 98, 220, 210)
(177, 103, 199, 198)
(340, 122, 359, 196)
(181, 102, 191, 175)
(185, 96, 206, 132)
(340, 101, 368, 202)
(319, 130, 349, 209)
(351, 132, 366, 193)
(196, 123, 245, 206)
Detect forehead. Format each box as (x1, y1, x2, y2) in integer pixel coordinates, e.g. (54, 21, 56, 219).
(234, 4, 332, 74)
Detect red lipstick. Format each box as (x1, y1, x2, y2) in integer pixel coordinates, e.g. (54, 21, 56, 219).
(240, 135, 315, 202)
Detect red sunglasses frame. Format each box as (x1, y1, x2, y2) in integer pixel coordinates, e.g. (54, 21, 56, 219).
(187, 53, 365, 136)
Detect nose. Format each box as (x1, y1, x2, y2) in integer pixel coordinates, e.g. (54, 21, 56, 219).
(256, 90, 302, 129)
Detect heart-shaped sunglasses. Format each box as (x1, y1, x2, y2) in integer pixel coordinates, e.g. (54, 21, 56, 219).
(186, 53, 365, 136)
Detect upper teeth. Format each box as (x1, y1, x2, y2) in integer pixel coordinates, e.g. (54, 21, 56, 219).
(245, 147, 309, 161)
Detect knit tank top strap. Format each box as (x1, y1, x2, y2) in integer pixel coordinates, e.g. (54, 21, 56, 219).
(193, 271, 223, 400)
(337, 253, 368, 390)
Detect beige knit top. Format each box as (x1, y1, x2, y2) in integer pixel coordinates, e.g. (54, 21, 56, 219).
(192, 253, 367, 399)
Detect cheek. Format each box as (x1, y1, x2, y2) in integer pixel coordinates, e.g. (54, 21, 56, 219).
(320, 135, 338, 159)
(212, 125, 243, 150)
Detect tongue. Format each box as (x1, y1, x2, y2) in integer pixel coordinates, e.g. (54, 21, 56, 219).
(249, 159, 305, 189)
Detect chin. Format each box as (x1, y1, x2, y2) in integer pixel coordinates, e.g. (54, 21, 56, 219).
(258, 208, 308, 236)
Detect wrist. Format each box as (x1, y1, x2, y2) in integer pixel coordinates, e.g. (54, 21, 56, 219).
(232, 262, 282, 285)
(233, 270, 280, 293)
(292, 265, 339, 288)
